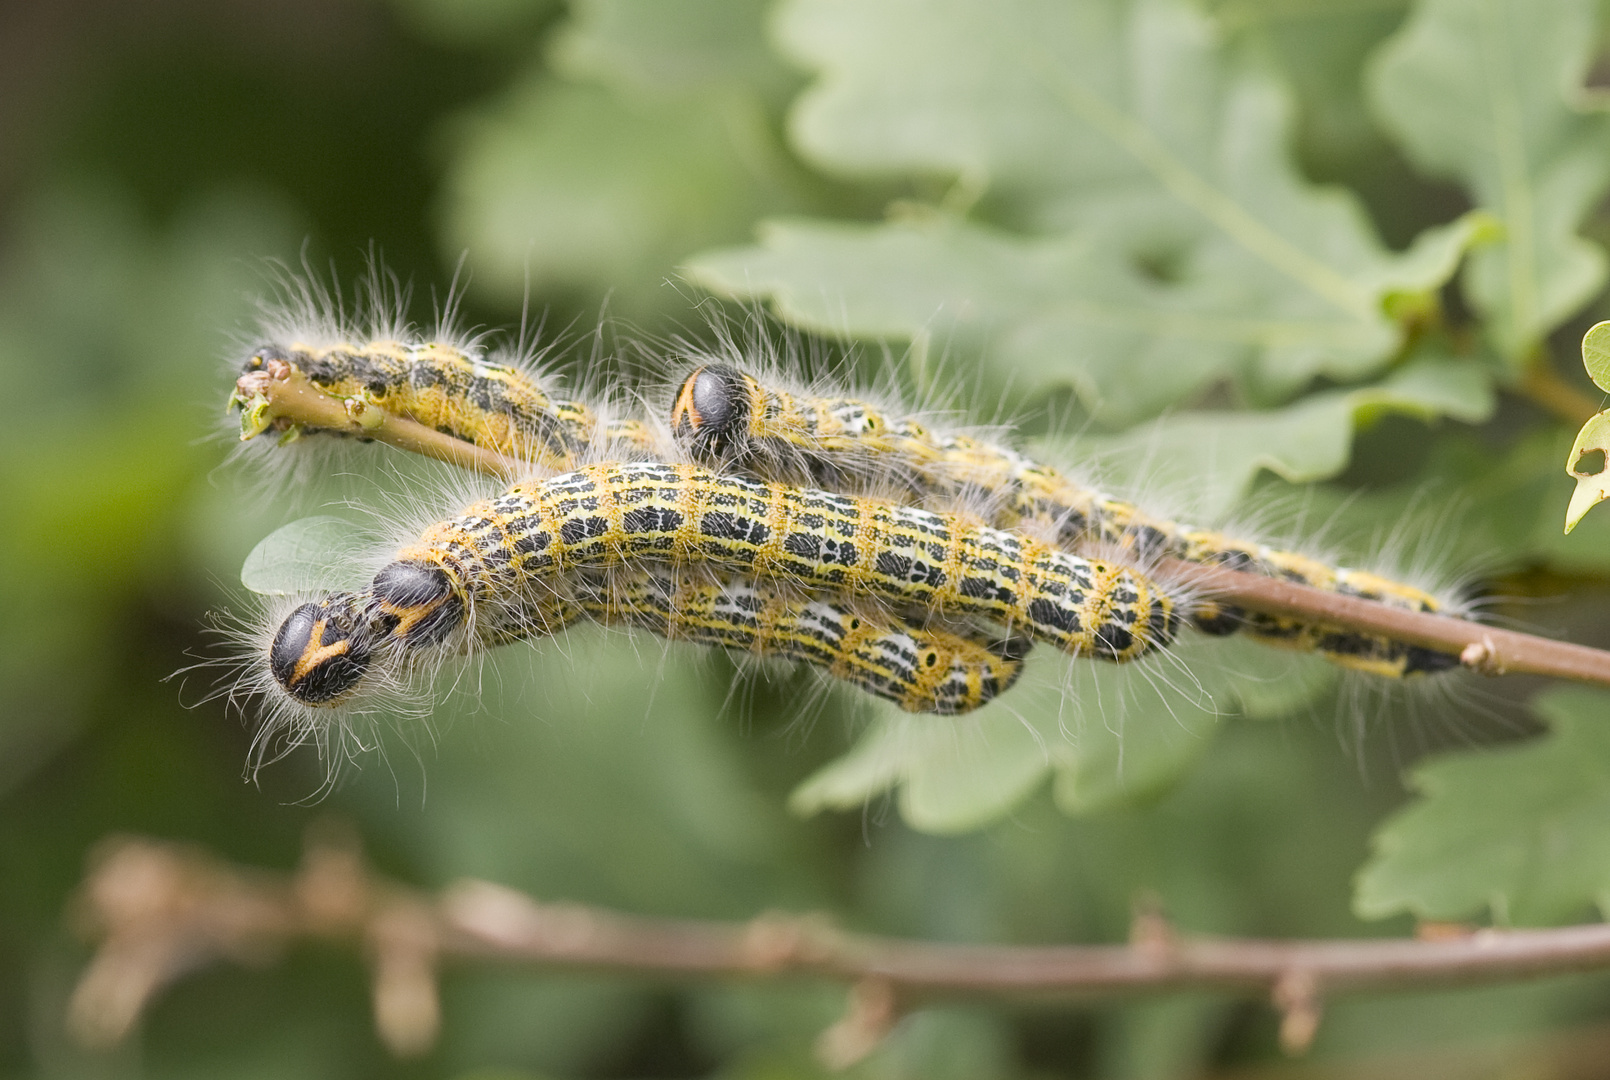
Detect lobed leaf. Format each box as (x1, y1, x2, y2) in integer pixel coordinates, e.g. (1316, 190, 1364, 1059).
(690, 0, 1481, 422)
(792, 636, 1335, 833)
(1355, 688, 1610, 926)
(1368, 0, 1610, 362)
(1067, 354, 1496, 517)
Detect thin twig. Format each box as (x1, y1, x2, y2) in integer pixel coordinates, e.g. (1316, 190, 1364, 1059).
(233, 362, 1610, 689)
(1167, 560, 1610, 688)
(232, 361, 524, 478)
(1517, 353, 1602, 427)
(68, 835, 1610, 1062)
(442, 884, 1610, 991)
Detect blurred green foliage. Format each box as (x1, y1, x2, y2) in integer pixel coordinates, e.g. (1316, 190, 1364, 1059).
(7, 0, 1610, 1077)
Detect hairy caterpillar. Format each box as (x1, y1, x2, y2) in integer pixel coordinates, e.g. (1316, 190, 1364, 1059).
(230, 338, 659, 465)
(273, 568, 1025, 716)
(224, 322, 1034, 715)
(266, 462, 1180, 709)
(670, 364, 1461, 679)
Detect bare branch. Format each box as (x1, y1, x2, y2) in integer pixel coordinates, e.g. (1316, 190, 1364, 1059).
(1168, 560, 1610, 689)
(69, 834, 1610, 1061)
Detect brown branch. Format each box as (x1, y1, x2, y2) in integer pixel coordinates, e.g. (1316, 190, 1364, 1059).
(68, 834, 1610, 1063)
(1517, 353, 1602, 427)
(1167, 560, 1610, 689)
(233, 362, 1610, 690)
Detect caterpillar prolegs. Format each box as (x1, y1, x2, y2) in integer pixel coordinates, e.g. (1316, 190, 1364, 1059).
(228, 335, 1029, 715)
(670, 364, 1462, 679)
(266, 463, 1180, 708)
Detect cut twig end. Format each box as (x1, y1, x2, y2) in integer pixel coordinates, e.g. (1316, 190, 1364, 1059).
(1272, 968, 1322, 1056)
(368, 901, 440, 1057)
(815, 977, 899, 1071)
(742, 912, 836, 971)
(1460, 634, 1507, 676)
(1129, 892, 1175, 961)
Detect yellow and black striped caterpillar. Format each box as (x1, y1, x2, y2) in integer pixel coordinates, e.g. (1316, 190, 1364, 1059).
(228, 335, 1029, 715)
(231, 338, 659, 464)
(670, 364, 1460, 679)
(275, 568, 1026, 716)
(266, 462, 1180, 708)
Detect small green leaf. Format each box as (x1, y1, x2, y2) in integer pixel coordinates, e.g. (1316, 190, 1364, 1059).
(1355, 688, 1610, 926)
(240, 516, 373, 595)
(1582, 320, 1610, 392)
(1564, 410, 1610, 533)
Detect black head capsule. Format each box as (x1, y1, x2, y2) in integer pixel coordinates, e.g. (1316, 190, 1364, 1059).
(371, 560, 465, 646)
(269, 592, 375, 705)
(671, 364, 751, 461)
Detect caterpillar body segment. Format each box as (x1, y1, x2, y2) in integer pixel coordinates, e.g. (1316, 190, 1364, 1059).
(671, 364, 1460, 679)
(400, 462, 1177, 658)
(596, 570, 1028, 715)
(232, 340, 661, 466)
(265, 462, 1178, 712)
(268, 568, 1027, 716)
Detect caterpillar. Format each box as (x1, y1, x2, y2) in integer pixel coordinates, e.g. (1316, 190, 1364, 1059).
(669, 363, 1461, 680)
(229, 338, 660, 465)
(225, 331, 1027, 716)
(272, 568, 1026, 716)
(266, 462, 1180, 709)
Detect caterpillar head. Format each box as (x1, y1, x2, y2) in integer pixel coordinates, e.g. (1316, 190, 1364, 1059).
(267, 562, 465, 706)
(268, 592, 377, 705)
(671, 363, 754, 462)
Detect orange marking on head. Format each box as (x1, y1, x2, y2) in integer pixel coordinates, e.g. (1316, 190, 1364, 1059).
(671, 367, 707, 434)
(290, 620, 352, 686)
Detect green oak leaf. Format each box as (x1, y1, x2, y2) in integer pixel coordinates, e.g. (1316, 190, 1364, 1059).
(1355, 688, 1610, 926)
(1369, 0, 1610, 362)
(1205, 0, 1412, 179)
(1068, 355, 1496, 517)
(791, 636, 1335, 833)
(689, 0, 1483, 422)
